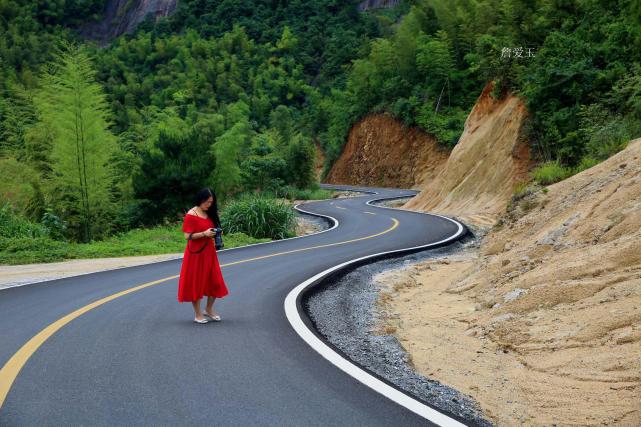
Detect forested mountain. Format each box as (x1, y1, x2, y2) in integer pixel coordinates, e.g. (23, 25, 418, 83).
(1, 0, 639, 245)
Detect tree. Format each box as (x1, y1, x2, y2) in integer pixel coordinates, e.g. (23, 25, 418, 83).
(416, 30, 455, 110)
(240, 129, 287, 192)
(285, 134, 315, 189)
(34, 43, 118, 242)
(211, 120, 252, 199)
(134, 127, 213, 224)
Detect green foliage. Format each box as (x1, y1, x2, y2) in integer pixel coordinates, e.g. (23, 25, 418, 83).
(578, 104, 639, 161)
(323, 0, 641, 171)
(0, 222, 268, 265)
(240, 130, 288, 193)
(0, 203, 49, 239)
(285, 134, 315, 189)
(33, 42, 120, 242)
(0, 158, 43, 219)
(416, 106, 467, 147)
(512, 182, 531, 200)
(41, 209, 67, 240)
(3, 0, 641, 263)
(220, 194, 296, 240)
(0, 237, 69, 264)
(531, 161, 572, 186)
(166, 0, 385, 88)
(212, 119, 251, 199)
(134, 124, 215, 225)
(278, 186, 333, 201)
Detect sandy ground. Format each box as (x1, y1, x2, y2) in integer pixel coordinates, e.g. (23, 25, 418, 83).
(377, 250, 641, 426)
(379, 139, 641, 426)
(0, 216, 323, 291)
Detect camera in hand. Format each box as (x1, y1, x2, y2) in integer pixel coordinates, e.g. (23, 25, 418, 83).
(210, 228, 224, 250)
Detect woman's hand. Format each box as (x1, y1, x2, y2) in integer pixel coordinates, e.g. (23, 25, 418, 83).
(203, 228, 215, 238)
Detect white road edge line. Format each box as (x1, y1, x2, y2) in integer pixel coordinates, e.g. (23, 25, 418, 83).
(284, 189, 468, 427)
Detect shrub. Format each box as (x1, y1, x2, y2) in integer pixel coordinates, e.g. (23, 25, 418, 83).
(221, 194, 296, 239)
(532, 161, 572, 185)
(0, 237, 69, 264)
(275, 185, 332, 201)
(573, 157, 599, 174)
(0, 204, 50, 239)
(512, 182, 531, 200)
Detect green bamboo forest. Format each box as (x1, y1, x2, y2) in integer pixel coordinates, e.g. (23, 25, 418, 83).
(1, 0, 640, 263)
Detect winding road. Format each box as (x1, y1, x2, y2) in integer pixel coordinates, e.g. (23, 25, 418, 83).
(0, 185, 468, 426)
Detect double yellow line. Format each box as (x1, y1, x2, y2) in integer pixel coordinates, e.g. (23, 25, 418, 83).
(0, 217, 399, 409)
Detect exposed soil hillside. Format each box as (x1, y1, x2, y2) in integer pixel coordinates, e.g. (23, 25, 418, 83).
(325, 114, 449, 189)
(404, 83, 531, 227)
(383, 138, 641, 426)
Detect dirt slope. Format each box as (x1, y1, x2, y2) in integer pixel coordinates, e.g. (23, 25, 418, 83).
(385, 138, 641, 425)
(324, 114, 449, 189)
(404, 83, 531, 226)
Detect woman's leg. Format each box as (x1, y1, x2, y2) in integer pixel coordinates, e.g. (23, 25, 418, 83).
(192, 299, 204, 320)
(205, 297, 217, 316)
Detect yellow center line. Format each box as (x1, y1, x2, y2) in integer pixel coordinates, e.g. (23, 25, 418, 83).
(0, 218, 399, 409)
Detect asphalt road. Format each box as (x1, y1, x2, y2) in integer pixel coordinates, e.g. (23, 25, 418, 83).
(0, 185, 467, 426)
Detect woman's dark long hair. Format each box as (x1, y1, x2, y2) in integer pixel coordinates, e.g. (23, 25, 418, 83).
(195, 188, 221, 228)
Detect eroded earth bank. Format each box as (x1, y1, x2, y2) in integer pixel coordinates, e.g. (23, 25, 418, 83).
(322, 83, 640, 425)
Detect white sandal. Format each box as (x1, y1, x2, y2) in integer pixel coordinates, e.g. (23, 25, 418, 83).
(193, 317, 209, 324)
(203, 312, 221, 322)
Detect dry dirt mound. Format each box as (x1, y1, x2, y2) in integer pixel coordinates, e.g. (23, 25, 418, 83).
(404, 83, 531, 227)
(387, 138, 641, 426)
(324, 113, 449, 189)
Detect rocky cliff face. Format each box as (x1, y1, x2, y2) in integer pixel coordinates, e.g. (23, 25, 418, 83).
(404, 82, 531, 226)
(83, 0, 178, 44)
(357, 0, 402, 11)
(324, 113, 449, 189)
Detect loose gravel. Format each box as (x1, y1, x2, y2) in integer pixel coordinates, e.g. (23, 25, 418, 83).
(304, 236, 493, 426)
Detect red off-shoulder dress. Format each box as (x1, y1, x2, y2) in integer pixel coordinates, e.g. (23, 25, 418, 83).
(177, 214, 229, 302)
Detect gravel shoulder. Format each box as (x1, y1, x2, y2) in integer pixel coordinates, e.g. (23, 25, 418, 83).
(304, 237, 493, 426)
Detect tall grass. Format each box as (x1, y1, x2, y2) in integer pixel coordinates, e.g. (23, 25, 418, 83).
(533, 156, 605, 186)
(267, 184, 333, 201)
(221, 194, 296, 239)
(0, 204, 49, 238)
(532, 161, 573, 185)
(0, 220, 269, 265)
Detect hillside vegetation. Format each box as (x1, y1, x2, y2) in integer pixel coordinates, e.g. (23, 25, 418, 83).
(1, 0, 640, 252)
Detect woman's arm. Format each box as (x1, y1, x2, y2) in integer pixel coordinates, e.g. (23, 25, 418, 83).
(184, 229, 214, 240)
(184, 231, 204, 240)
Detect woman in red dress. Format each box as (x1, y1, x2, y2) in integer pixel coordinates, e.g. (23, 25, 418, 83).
(178, 188, 229, 324)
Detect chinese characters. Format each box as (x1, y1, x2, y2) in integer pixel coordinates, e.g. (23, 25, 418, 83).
(500, 47, 536, 59)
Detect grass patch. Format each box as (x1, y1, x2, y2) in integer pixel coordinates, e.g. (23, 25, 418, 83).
(532, 155, 603, 187)
(0, 204, 49, 238)
(221, 194, 296, 239)
(532, 161, 573, 185)
(0, 223, 269, 265)
(270, 184, 333, 201)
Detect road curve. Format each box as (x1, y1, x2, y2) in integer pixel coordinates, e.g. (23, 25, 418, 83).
(0, 185, 468, 426)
